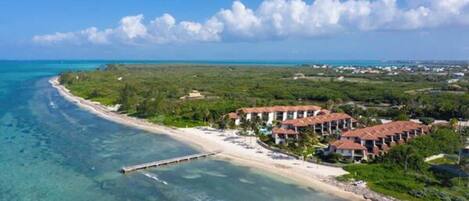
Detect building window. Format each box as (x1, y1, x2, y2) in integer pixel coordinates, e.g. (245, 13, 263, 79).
(251, 113, 258, 119)
(262, 112, 269, 121)
(276, 112, 283, 121)
(307, 110, 315, 117)
(297, 111, 304, 118)
(287, 111, 294, 119)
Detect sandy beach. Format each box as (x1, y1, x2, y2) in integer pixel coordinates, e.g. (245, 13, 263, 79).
(49, 76, 366, 201)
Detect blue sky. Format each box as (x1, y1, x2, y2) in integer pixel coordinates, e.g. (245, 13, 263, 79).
(1, 0, 469, 60)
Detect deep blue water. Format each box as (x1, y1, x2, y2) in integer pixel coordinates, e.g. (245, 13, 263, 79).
(0, 61, 343, 201)
(0, 59, 402, 67)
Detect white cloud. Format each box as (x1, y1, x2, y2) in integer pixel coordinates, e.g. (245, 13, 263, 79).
(33, 27, 113, 45)
(216, 1, 262, 38)
(33, 32, 77, 44)
(147, 13, 223, 43)
(32, 0, 469, 45)
(434, 0, 469, 14)
(80, 27, 113, 44)
(118, 14, 147, 39)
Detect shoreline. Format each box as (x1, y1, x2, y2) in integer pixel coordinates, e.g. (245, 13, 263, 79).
(49, 76, 367, 201)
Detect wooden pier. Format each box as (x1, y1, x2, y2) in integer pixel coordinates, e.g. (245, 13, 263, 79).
(121, 151, 220, 174)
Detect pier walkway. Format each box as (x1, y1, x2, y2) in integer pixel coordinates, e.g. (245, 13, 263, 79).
(121, 151, 221, 174)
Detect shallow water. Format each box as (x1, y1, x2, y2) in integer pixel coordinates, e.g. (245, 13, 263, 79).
(0, 61, 343, 201)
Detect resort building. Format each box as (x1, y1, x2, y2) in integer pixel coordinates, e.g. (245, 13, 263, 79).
(328, 140, 367, 161)
(179, 90, 204, 100)
(326, 121, 429, 161)
(228, 105, 324, 126)
(271, 113, 356, 144)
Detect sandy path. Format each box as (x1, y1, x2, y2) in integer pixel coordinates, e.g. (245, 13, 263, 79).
(49, 76, 365, 201)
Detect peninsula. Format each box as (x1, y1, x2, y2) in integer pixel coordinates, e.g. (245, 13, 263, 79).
(53, 63, 469, 201)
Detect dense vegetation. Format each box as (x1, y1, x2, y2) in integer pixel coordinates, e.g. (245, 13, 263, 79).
(60, 64, 469, 127)
(340, 128, 469, 201)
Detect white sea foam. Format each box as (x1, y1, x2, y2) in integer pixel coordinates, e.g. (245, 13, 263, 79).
(49, 101, 57, 109)
(239, 178, 254, 184)
(181, 174, 202, 179)
(143, 172, 168, 185)
(203, 171, 227, 178)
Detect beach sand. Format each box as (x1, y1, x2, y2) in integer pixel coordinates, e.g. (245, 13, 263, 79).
(50, 76, 366, 201)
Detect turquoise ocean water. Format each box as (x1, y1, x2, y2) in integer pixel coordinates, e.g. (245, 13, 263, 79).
(0, 61, 345, 201)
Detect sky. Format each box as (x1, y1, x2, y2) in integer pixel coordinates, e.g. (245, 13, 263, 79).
(1, 0, 469, 60)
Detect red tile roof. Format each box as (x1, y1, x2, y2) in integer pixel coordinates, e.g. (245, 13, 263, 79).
(238, 105, 321, 113)
(331, 140, 366, 150)
(342, 121, 427, 140)
(228, 112, 238, 119)
(318, 109, 331, 115)
(282, 113, 355, 127)
(272, 128, 299, 135)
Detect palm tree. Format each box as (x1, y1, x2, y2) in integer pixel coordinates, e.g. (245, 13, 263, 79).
(402, 146, 416, 173)
(449, 118, 459, 130)
(203, 108, 210, 125)
(301, 127, 319, 147)
(239, 117, 250, 135)
(217, 114, 228, 131)
(250, 116, 262, 135)
(326, 99, 335, 111)
(387, 145, 419, 173)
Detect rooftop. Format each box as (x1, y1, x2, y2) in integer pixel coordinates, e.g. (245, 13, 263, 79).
(238, 105, 322, 113)
(228, 112, 238, 119)
(272, 127, 299, 135)
(282, 113, 355, 127)
(331, 140, 366, 150)
(342, 121, 428, 140)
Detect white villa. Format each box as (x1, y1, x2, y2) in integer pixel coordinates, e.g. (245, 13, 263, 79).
(326, 121, 429, 161)
(272, 113, 356, 144)
(228, 105, 326, 126)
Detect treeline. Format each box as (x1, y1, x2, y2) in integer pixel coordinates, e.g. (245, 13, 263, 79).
(338, 93, 469, 124)
(60, 64, 468, 127)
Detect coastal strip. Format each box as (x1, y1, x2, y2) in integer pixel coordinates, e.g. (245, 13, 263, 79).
(49, 76, 367, 201)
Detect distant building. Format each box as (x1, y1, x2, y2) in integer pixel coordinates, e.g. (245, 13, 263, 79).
(431, 120, 449, 127)
(180, 90, 204, 100)
(447, 79, 460, 84)
(293, 73, 305, 80)
(458, 121, 469, 128)
(228, 105, 324, 126)
(453, 72, 465, 78)
(326, 121, 429, 161)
